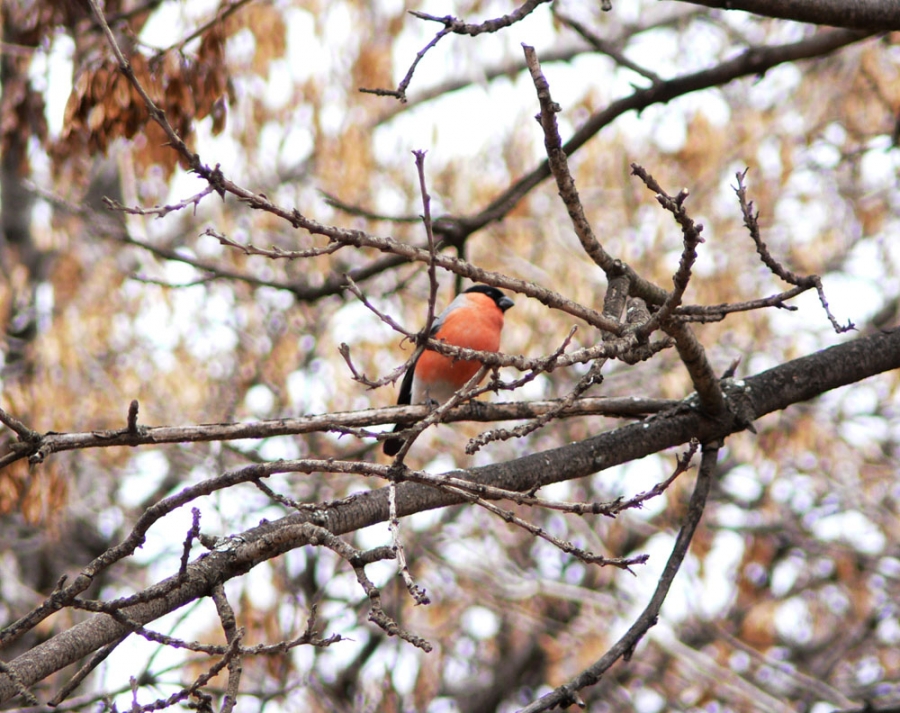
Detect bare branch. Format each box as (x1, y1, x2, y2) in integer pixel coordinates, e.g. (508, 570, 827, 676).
(179, 508, 202, 578)
(0, 661, 38, 707)
(30, 184, 355, 299)
(676, 286, 809, 320)
(524, 44, 679, 347)
(467, 348, 598, 452)
(388, 365, 489, 461)
(553, 9, 662, 84)
(520, 442, 718, 713)
(361, 0, 552, 101)
(360, 22, 452, 103)
(0, 395, 677, 471)
(630, 164, 705, 338)
(102, 186, 215, 218)
(203, 226, 344, 260)
(164, 0, 254, 55)
(224, 216, 621, 331)
(396, 461, 684, 518)
(410, 0, 552, 36)
(413, 150, 442, 366)
(450, 29, 870, 260)
(367, 8, 706, 127)
(665, 321, 727, 417)
(47, 636, 128, 707)
(304, 533, 435, 650)
(734, 169, 853, 333)
(211, 584, 242, 713)
(472, 495, 649, 571)
(627, 165, 725, 415)
(387, 478, 430, 605)
(0, 405, 39, 442)
(523, 43, 616, 276)
(665, 0, 900, 30)
(2, 329, 900, 702)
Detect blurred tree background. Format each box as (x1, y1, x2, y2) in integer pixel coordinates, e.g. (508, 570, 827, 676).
(1, 1, 899, 711)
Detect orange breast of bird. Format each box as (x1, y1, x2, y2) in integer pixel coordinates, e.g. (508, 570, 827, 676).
(412, 293, 505, 404)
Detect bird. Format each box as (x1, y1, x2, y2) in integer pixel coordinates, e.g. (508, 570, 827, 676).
(383, 284, 515, 456)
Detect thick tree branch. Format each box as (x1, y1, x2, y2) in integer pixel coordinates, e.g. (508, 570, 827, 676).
(1, 328, 898, 703)
(667, 0, 900, 31)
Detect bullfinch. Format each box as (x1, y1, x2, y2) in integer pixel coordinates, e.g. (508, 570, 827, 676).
(383, 284, 514, 456)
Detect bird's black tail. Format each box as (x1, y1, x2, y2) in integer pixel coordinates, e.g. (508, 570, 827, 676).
(382, 424, 405, 456)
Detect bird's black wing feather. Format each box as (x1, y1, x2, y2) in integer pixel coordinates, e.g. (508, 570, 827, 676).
(396, 352, 417, 406)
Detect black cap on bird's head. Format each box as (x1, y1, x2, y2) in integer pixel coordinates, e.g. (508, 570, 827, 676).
(464, 284, 514, 312)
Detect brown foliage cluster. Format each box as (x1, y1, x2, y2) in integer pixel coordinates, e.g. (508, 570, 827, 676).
(57, 27, 230, 174)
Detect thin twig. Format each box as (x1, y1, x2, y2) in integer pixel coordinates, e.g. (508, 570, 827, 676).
(340, 276, 421, 390)
(361, 0, 553, 101)
(410, 0, 552, 36)
(285, 522, 432, 650)
(179, 508, 202, 578)
(629, 165, 723, 414)
(352, 560, 432, 651)
(28, 183, 363, 298)
(414, 150, 441, 354)
(380, 151, 441, 603)
(387, 478, 430, 605)
(520, 441, 719, 713)
(203, 226, 344, 260)
(523, 43, 615, 275)
(103, 186, 215, 218)
(48, 636, 129, 706)
(436, 30, 869, 280)
(676, 286, 809, 319)
(398, 445, 693, 517)
(361, 23, 452, 103)
(467, 327, 593, 452)
(166, 0, 253, 55)
(0, 405, 38, 441)
(388, 365, 490, 461)
(554, 9, 662, 84)
(630, 164, 705, 338)
(211, 584, 243, 713)
(472, 495, 649, 571)
(134, 635, 241, 712)
(734, 169, 853, 333)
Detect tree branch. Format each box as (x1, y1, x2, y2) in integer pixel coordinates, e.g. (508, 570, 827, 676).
(520, 441, 719, 712)
(453, 28, 872, 247)
(668, 0, 900, 30)
(0, 396, 675, 470)
(2, 327, 898, 703)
